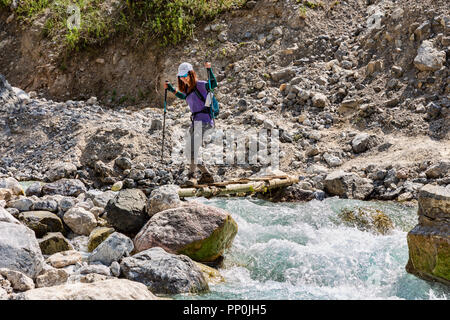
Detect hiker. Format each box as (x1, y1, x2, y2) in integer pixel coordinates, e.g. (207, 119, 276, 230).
(164, 62, 218, 186)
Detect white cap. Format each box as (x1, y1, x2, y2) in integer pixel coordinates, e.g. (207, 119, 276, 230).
(177, 62, 193, 77)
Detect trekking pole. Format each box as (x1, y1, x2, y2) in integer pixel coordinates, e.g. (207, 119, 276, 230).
(161, 81, 168, 163)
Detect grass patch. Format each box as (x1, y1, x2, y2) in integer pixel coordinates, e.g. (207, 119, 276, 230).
(4, 0, 246, 52)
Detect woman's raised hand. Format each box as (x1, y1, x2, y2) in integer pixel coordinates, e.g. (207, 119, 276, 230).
(205, 62, 211, 69)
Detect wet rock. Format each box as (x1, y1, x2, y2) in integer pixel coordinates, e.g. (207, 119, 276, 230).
(406, 184, 450, 285)
(14, 279, 157, 300)
(121, 247, 208, 294)
(105, 189, 148, 234)
(0, 221, 44, 278)
(134, 201, 238, 263)
(338, 207, 394, 235)
(88, 232, 134, 266)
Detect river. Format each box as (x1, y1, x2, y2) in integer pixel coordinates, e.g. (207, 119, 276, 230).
(174, 197, 449, 300)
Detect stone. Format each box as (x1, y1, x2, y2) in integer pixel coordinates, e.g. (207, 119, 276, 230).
(121, 247, 208, 294)
(36, 268, 70, 288)
(77, 264, 111, 276)
(42, 179, 86, 197)
(46, 250, 82, 268)
(0, 177, 25, 196)
(111, 181, 123, 191)
(134, 201, 238, 263)
(88, 232, 134, 266)
(194, 262, 224, 284)
(15, 279, 158, 300)
(0, 268, 35, 292)
(46, 162, 77, 182)
(324, 171, 374, 200)
(110, 261, 121, 277)
(270, 67, 295, 82)
(352, 133, 378, 153)
(87, 227, 115, 252)
(39, 232, 73, 255)
(105, 189, 148, 234)
(0, 207, 20, 224)
(0, 221, 44, 279)
(406, 184, 450, 285)
(311, 93, 328, 108)
(115, 157, 132, 170)
(147, 185, 181, 217)
(425, 161, 450, 179)
(413, 40, 446, 72)
(63, 207, 97, 236)
(0, 188, 13, 201)
(323, 153, 342, 167)
(8, 197, 34, 211)
(85, 190, 117, 208)
(32, 199, 58, 212)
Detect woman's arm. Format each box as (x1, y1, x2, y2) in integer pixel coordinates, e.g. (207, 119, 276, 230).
(167, 82, 186, 100)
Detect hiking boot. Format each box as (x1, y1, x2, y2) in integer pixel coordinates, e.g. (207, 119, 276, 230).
(198, 172, 217, 185)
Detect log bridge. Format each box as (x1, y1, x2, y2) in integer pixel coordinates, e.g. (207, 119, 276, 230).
(178, 175, 299, 198)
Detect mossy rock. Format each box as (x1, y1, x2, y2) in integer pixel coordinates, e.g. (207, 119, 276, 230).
(338, 207, 394, 235)
(38, 232, 73, 255)
(406, 225, 450, 284)
(177, 215, 238, 262)
(19, 211, 64, 238)
(87, 227, 115, 252)
(194, 262, 225, 285)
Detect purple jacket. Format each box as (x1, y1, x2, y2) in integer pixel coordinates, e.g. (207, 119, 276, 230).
(186, 80, 214, 126)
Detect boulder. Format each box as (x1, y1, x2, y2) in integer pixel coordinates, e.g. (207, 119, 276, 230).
(414, 40, 446, 72)
(41, 179, 86, 197)
(38, 232, 73, 255)
(134, 201, 238, 263)
(324, 171, 374, 200)
(105, 189, 148, 234)
(46, 250, 82, 268)
(0, 268, 35, 292)
(14, 279, 158, 300)
(0, 177, 24, 196)
(19, 211, 64, 238)
(0, 221, 44, 278)
(63, 207, 97, 236)
(406, 184, 450, 285)
(120, 247, 208, 294)
(88, 232, 134, 266)
(147, 184, 181, 217)
(87, 227, 115, 252)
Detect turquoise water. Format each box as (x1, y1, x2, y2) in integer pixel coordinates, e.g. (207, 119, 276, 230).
(175, 197, 449, 300)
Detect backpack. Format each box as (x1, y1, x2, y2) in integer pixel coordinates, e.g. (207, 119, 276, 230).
(191, 83, 220, 119)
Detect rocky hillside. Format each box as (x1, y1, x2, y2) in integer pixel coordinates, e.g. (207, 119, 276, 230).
(0, 0, 449, 202)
